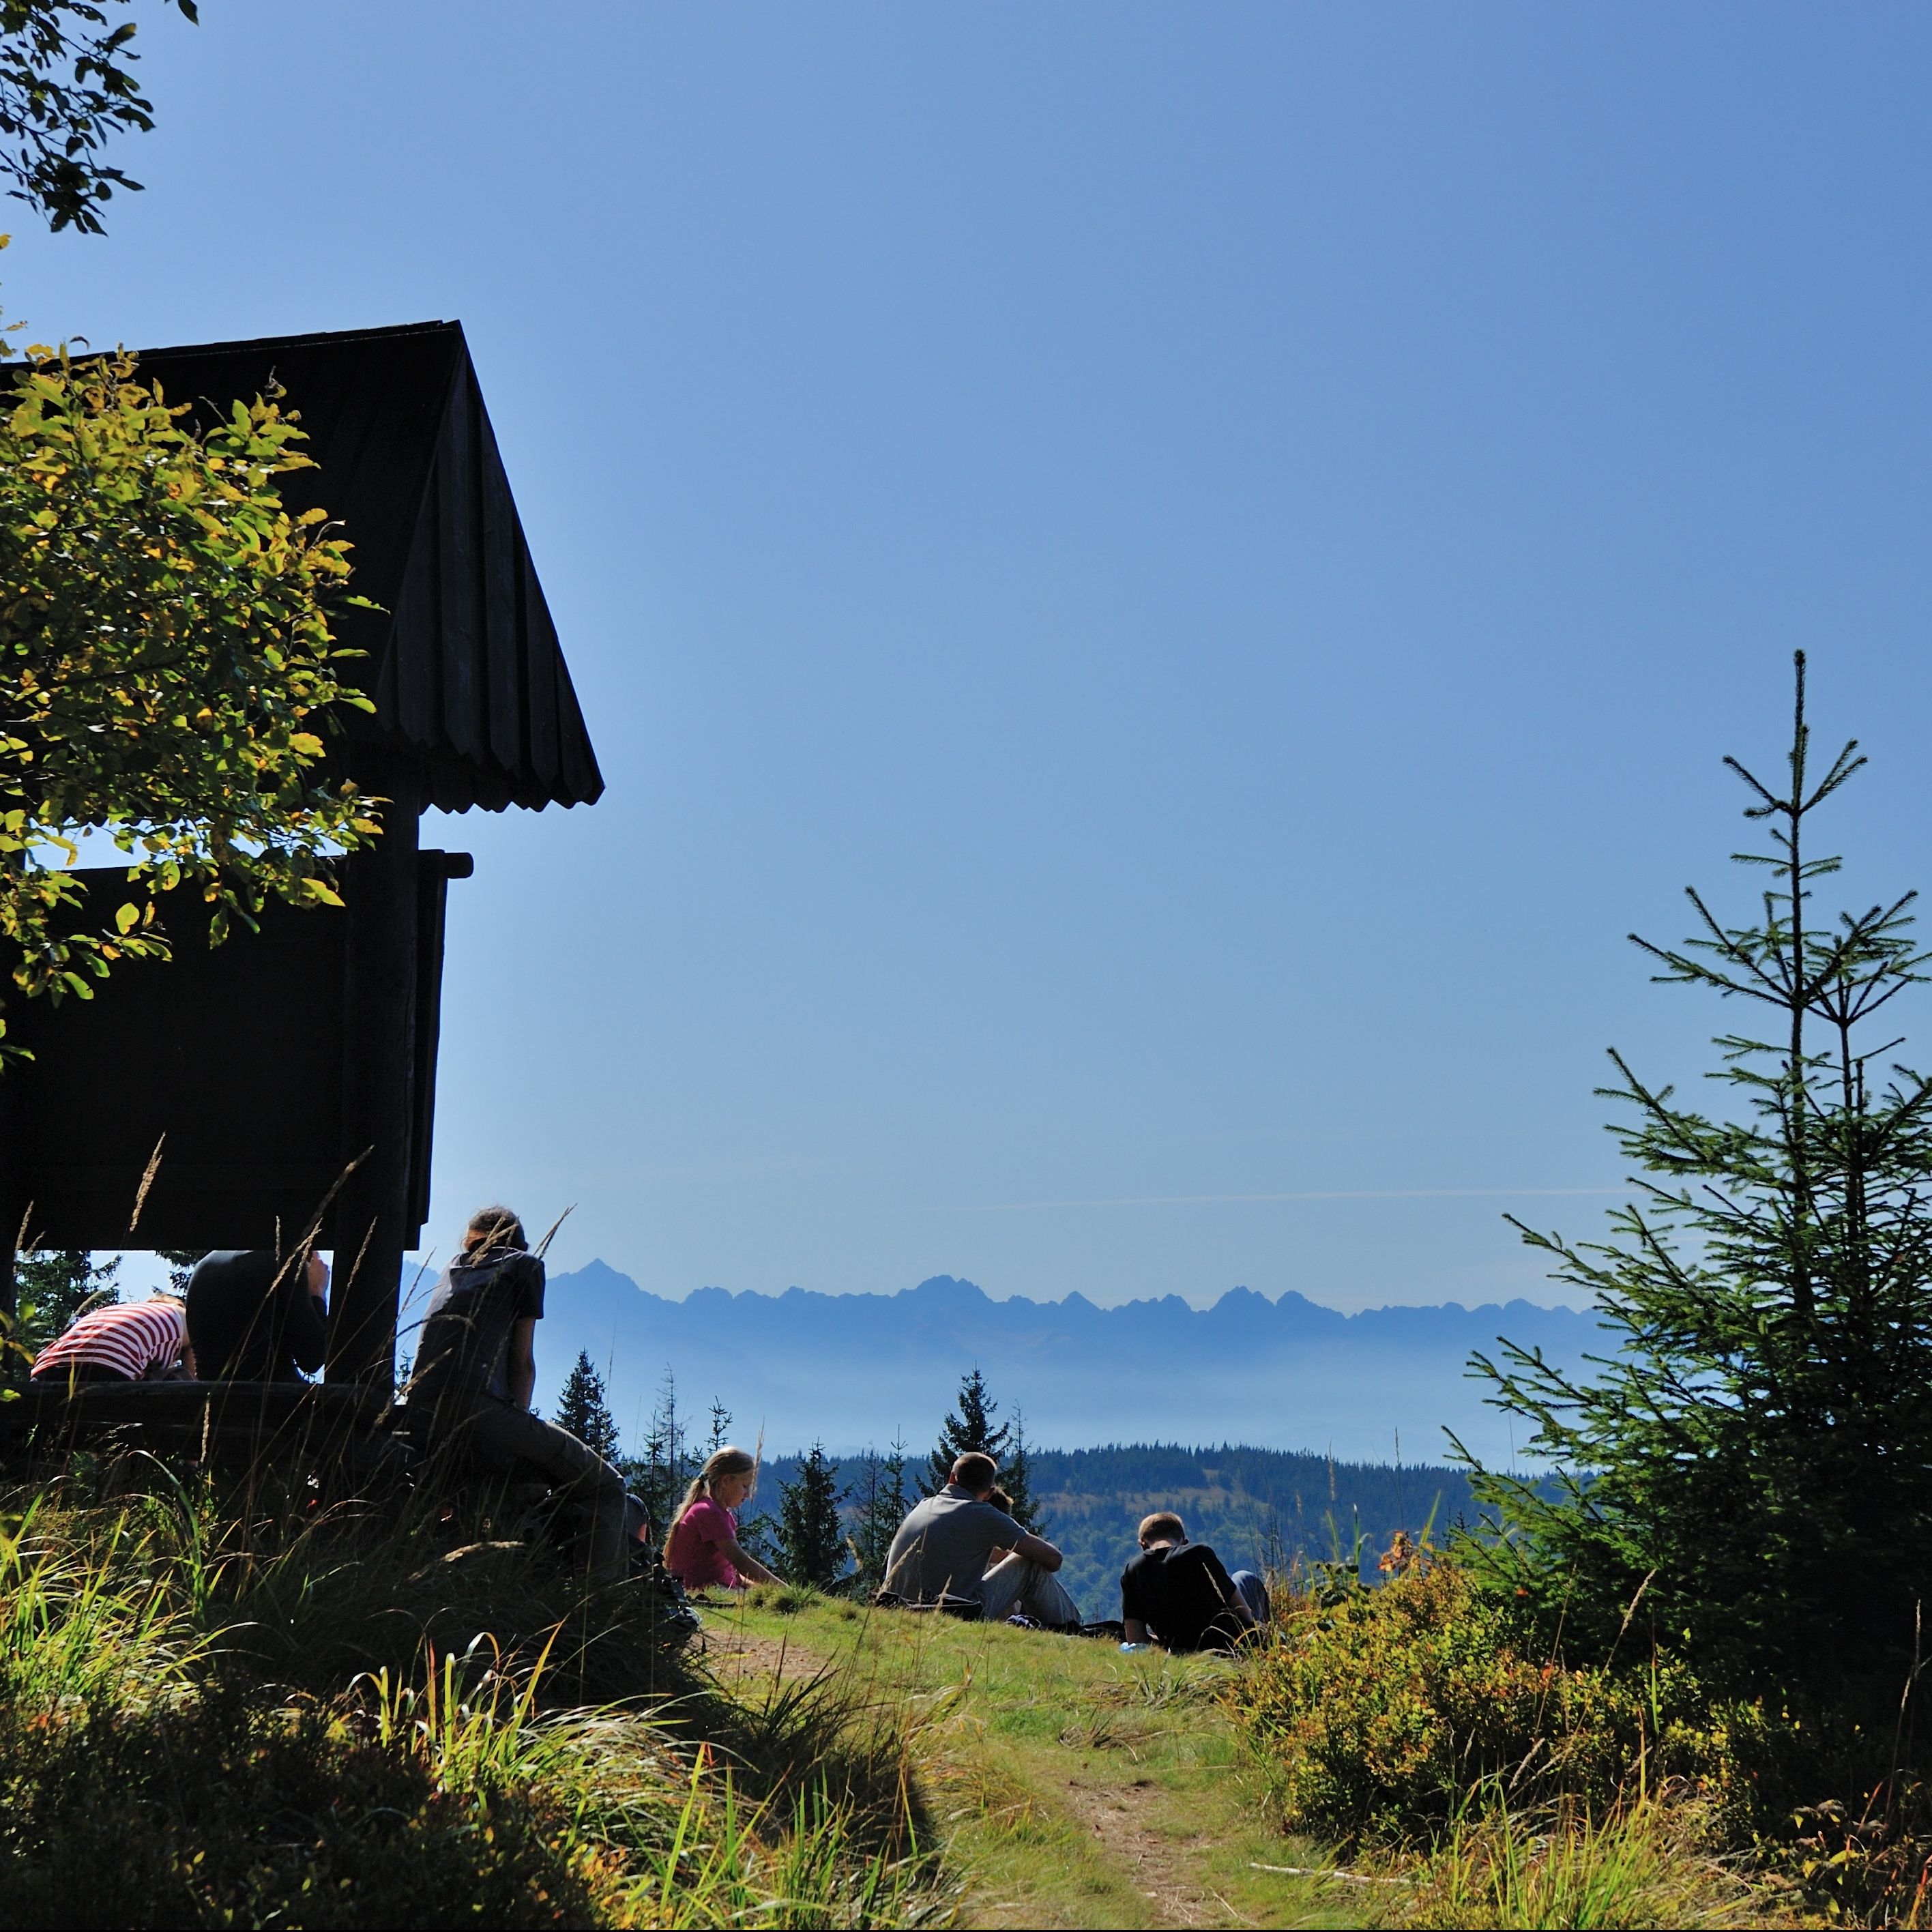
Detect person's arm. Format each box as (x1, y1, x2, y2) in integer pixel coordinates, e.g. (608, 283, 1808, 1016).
(1203, 1547, 1257, 1626)
(283, 1256, 328, 1374)
(1013, 1530, 1062, 1570)
(506, 1316, 536, 1410)
(1124, 1615, 1151, 1643)
(718, 1537, 782, 1587)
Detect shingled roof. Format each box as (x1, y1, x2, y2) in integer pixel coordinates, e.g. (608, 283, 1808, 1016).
(130, 319, 602, 813)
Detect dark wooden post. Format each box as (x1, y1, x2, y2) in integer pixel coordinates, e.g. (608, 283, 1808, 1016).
(0, 1053, 20, 1325)
(327, 758, 422, 1389)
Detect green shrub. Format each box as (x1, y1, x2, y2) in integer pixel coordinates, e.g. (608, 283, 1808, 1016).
(1231, 1550, 1775, 1847)
(0, 1689, 626, 1929)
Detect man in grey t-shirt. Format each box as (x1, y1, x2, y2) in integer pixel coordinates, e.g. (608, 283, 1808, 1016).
(883, 1451, 1083, 1626)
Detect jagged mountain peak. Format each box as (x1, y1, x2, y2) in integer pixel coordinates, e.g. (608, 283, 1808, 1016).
(533, 1261, 1595, 1463)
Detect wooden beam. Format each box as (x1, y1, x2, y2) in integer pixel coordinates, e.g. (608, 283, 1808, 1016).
(327, 758, 422, 1389)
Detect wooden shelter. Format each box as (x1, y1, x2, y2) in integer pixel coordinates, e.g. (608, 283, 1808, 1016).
(0, 321, 602, 1388)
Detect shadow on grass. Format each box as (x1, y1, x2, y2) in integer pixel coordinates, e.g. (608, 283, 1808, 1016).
(0, 1456, 948, 1927)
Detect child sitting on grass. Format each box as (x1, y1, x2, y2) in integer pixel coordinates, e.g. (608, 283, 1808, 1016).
(664, 1446, 785, 1592)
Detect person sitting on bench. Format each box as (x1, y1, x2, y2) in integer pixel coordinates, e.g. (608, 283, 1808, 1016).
(186, 1249, 328, 1382)
(31, 1293, 194, 1386)
(407, 1205, 639, 1582)
(1119, 1512, 1268, 1654)
(883, 1451, 1081, 1626)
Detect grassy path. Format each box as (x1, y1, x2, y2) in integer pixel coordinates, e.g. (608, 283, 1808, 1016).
(699, 1596, 1361, 1931)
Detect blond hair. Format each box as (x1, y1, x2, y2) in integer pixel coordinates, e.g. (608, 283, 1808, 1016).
(1138, 1511, 1186, 1547)
(664, 1446, 759, 1557)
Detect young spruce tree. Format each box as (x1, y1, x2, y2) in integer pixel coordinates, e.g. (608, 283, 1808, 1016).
(624, 1368, 688, 1542)
(849, 1433, 911, 1588)
(777, 1442, 847, 1590)
(1001, 1407, 1043, 1532)
(1465, 655, 1932, 1699)
(553, 1350, 621, 1462)
(922, 1366, 1011, 1495)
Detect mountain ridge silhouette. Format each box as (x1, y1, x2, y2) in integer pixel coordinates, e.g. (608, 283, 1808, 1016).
(506, 1264, 1596, 1463)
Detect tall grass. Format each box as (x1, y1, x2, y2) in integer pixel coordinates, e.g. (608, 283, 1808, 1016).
(1393, 1789, 1781, 1931)
(0, 1464, 943, 1928)
(0, 1488, 206, 1712)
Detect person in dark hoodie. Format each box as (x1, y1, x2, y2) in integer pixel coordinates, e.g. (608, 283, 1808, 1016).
(408, 1205, 636, 1580)
(186, 1249, 329, 1381)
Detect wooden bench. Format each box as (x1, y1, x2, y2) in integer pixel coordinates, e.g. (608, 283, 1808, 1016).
(0, 1378, 397, 1469)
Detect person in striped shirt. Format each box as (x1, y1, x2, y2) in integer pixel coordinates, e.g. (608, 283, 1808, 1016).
(31, 1293, 195, 1386)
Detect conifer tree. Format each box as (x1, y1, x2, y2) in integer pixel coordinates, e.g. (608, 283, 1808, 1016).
(776, 1442, 847, 1590)
(156, 1248, 200, 1296)
(554, 1350, 621, 1461)
(1001, 1408, 1043, 1532)
(626, 1367, 688, 1541)
(850, 1433, 911, 1587)
(923, 1366, 1011, 1495)
(8, 1249, 118, 1363)
(1466, 654, 1932, 1699)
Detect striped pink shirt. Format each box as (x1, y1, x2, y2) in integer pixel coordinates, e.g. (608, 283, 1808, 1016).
(33, 1300, 187, 1381)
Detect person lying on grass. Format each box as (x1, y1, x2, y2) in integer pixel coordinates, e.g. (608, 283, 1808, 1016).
(883, 1451, 1083, 1627)
(1120, 1511, 1268, 1654)
(664, 1446, 785, 1592)
(408, 1205, 645, 1584)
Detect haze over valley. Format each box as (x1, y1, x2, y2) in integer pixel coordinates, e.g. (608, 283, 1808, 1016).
(501, 1265, 1599, 1466)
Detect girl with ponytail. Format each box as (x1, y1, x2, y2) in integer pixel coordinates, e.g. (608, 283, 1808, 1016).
(664, 1446, 785, 1591)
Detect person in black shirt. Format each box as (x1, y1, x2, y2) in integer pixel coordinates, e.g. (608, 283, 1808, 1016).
(186, 1249, 330, 1381)
(409, 1204, 639, 1581)
(1119, 1511, 1269, 1654)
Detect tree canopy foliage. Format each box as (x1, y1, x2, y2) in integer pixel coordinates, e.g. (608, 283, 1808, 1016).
(0, 1, 196, 235)
(847, 1435, 909, 1591)
(776, 1442, 846, 1591)
(553, 1350, 620, 1463)
(5, 1244, 114, 1360)
(0, 332, 381, 1060)
(1466, 654, 1932, 1701)
(922, 1366, 1009, 1495)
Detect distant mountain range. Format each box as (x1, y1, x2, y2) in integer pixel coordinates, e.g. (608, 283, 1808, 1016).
(490, 1265, 1601, 1465)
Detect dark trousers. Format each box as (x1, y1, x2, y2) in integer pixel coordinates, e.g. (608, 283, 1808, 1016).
(427, 1392, 636, 1581)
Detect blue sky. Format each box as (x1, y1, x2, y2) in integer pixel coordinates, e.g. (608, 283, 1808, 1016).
(37, 3, 1932, 1311)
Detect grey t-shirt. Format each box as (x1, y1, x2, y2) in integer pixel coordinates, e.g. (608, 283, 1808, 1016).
(883, 1485, 1025, 1604)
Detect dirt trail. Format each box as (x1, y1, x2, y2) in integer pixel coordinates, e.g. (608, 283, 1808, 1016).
(694, 1622, 828, 1686)
(706, 1605, 1331, 1929)
(1057, 1774, 1233, 1929)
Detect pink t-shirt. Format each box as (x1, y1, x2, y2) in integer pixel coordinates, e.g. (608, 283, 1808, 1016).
(667, 1495, 742, 1590)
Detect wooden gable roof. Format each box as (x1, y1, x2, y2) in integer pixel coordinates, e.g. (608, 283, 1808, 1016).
(130, 319, 603, 813)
